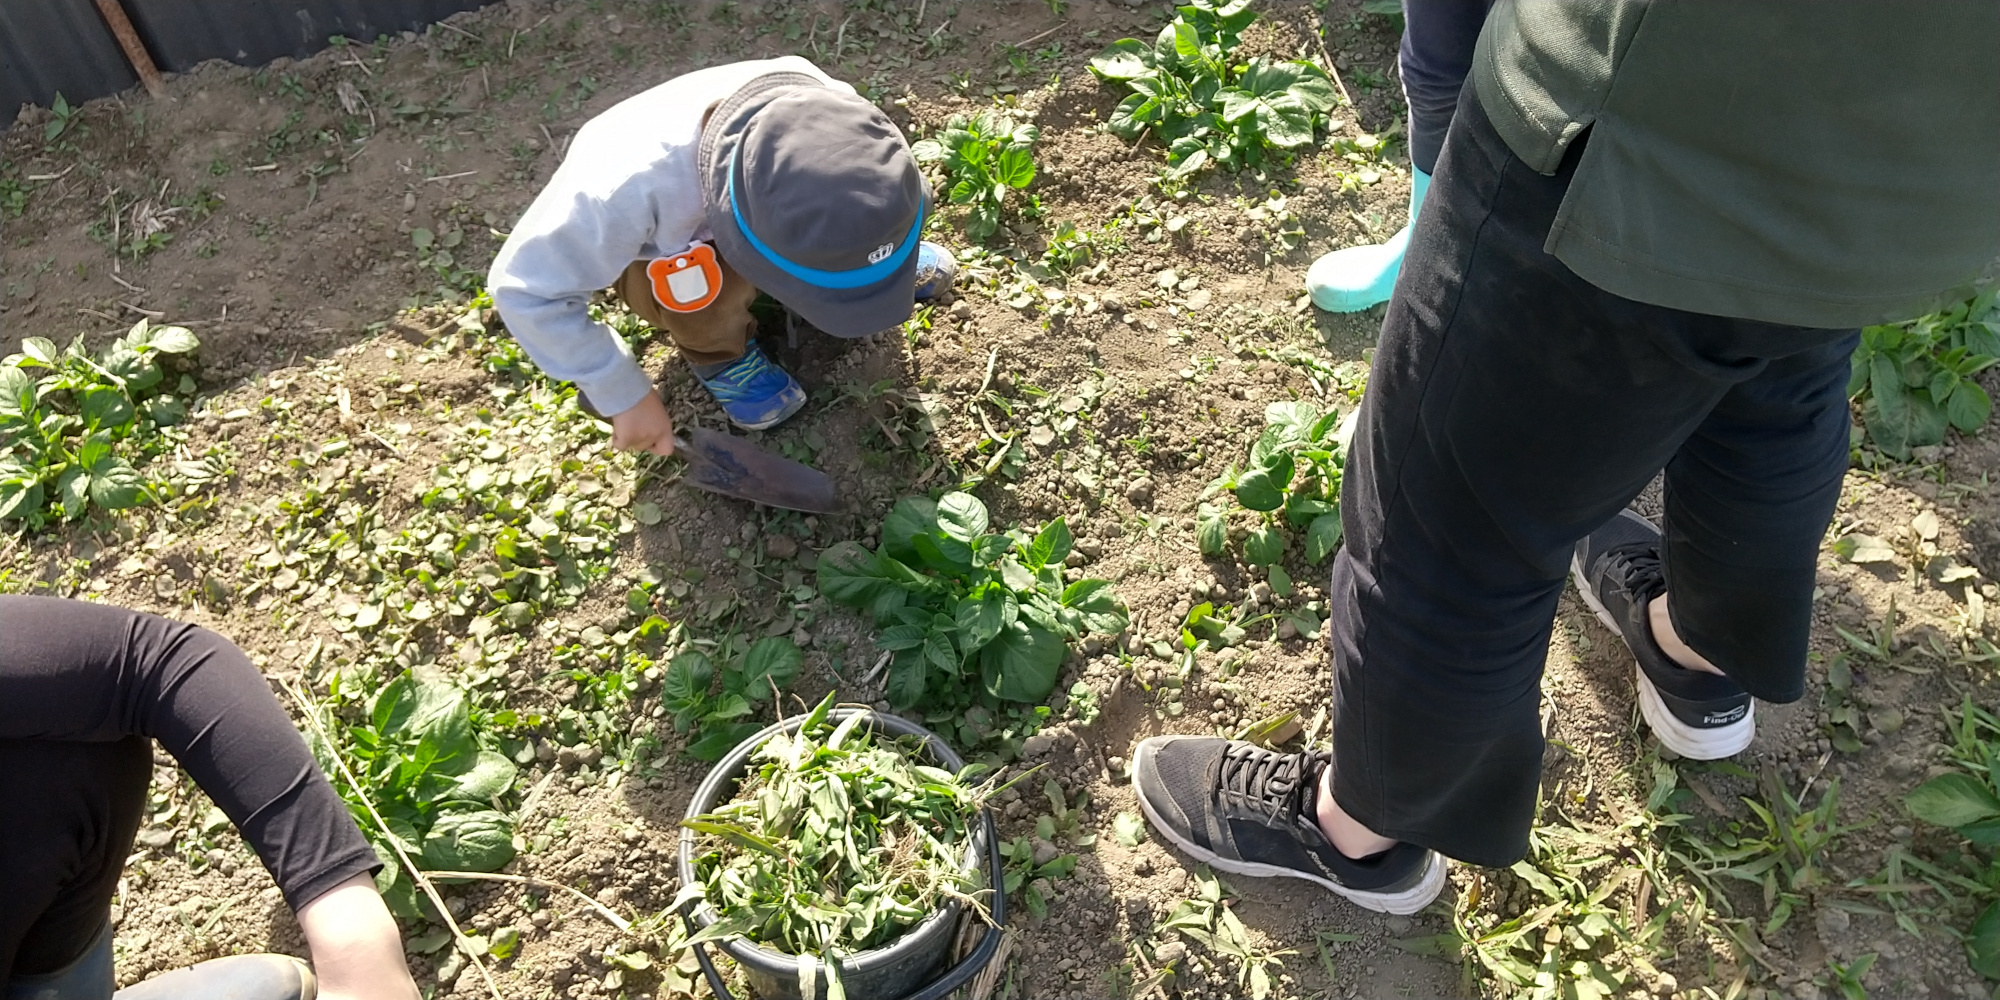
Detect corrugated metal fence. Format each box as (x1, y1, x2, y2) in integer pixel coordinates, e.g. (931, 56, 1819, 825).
(3, 0, 495, 115)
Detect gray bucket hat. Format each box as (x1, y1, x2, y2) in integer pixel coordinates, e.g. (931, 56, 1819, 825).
(699, 72, 927, 338)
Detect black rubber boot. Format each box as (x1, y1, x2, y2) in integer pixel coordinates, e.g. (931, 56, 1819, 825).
(112, 955, 316, 1000)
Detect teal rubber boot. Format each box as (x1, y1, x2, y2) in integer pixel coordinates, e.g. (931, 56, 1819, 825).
(1305, 167, 1431, 313)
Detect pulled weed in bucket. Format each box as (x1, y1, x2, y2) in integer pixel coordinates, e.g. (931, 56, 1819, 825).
(674, 693, 997, 1000)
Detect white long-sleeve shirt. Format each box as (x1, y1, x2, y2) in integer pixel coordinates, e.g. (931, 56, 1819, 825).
(487, 57, 852, 416)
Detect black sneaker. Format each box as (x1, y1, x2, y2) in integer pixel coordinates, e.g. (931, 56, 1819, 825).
(1130, 735, 1445, 915)
(1571, 509, 1755, 759)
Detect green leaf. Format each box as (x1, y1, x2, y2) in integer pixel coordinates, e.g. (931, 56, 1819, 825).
(956, 590, 1017, 651)
(1184, 603, 1246, 650)
(376, 675, 477, 764)
(704, 693, 753, 721)
(1028, 517, 1073, 571)
(885, 650, 929, 709)
(1948, 380, 1992, 433)
(449, 750, 518, 801)
(1305, 512, 1344, 564)
(1907, 772, 2000, 830)
(1832, 533, 1897, 564)
(87, 458, 145, 510)
(1172, 21, 1218, 77)
(1262, 400, 1320, 447)
(80, 386, 134, 431)
(1196, 504, 1228, 556)
(419, 809, 515, 872)
(936, 492, 990, 544)
(881, 497, 939, 563)
(20, 338, 58, 366)
(663, 651, 714, 716)
(0, 367, 37, 416)
(0, 472, 44, 523)
(1243, 526, 1284, 567)
(816, 541, 913, 622)
(877, 623, 930, 652)
(688, 724, 761, 761)
(53, 464, 88, 520)
(1164, 145, 1209, 179)
(1863, 350, 1949, 458)
(144, 325, 200, 354)
(1268, 564, 1293, 598)
(1970, 901, 2000, 980)
(1113, 811, 1147, 847)
(973, 533, 1013, 565)
(77, 431, 112, 471)
(910, 531, 974, 574)
(680, 817, 787, 858)
(924, 629, 957, 674)
(1234, 453, 1293, 512)
(996, 147, 1035, 190)
(1284, 63, 1340, 114)
(978, 621, 1065, 702)
(1088, 38, 1155, 80)
(1107, 93, 1161, 140)
(739, 637, 803, 700)
(1060, 579, 1130, 635)
(1285, 493, 1336, 528)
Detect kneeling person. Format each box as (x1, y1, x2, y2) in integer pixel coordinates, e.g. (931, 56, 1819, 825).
(488, 56, 954, 452)
(0, 597, 418, 1000)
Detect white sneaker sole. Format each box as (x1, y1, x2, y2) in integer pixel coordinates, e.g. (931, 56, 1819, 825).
(1131, 742, 1447, 916)
(1569, 552, 1755, 760)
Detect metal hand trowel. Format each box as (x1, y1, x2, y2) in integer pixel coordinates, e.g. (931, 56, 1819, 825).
(672, 426, 839, 513)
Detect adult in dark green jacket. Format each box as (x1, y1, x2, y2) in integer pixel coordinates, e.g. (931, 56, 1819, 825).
(1131, 0, 2000, 915)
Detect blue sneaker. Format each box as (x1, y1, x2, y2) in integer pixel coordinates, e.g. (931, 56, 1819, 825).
(913, 241, 957, 302)
(693, 340, 806, 431)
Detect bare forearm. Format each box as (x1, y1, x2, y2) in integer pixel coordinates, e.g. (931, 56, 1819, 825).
(295, 874, 420, 1000)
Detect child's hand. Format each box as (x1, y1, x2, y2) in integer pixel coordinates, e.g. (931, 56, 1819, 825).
(610, 392, 677, 456)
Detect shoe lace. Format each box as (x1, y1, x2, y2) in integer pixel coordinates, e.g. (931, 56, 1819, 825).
(705, 345, 780, 403)
(1215, 744, 1317, 829)
(1600, 541, 1666, 603)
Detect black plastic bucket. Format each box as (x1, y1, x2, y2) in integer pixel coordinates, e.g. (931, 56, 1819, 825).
(676, 708, 1006, 1000)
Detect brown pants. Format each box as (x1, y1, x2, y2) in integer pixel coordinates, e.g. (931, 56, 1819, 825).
(611, 252, 761, 367)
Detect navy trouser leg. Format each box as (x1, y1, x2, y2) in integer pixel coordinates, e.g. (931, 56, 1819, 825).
(1326, 86, 1857, 867)
(1399, 0, 1493, 175)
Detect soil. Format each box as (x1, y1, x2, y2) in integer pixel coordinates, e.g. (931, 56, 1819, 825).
(6, 2, 2000, 1000)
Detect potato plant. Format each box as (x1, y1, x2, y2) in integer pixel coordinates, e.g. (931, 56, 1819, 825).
(308, 670, 523, 920)
(1089, 0, 1340, 179)
(662, 635, 805, 761)
(0, 320, 198, 528)
(911, 110, 1040, 242)
(817, 492, 1129, 714)
(1850, 286, 1998, 460)
(1199, 400, 1352, 590)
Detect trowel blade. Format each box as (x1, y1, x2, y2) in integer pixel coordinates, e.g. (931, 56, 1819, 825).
(678, 426, 840, 513)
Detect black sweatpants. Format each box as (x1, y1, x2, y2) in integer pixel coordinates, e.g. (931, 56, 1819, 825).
(1326, 85, 1858, 868)
(0, 738, 149, 982)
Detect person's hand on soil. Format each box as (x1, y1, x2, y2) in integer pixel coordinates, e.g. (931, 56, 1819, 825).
(610, 391, 676, 456)
(296, 873, 422, 1000)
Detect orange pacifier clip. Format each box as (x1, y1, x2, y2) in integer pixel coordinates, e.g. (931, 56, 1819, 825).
(647, 242, 723, 313)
